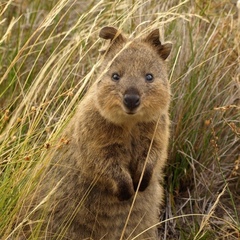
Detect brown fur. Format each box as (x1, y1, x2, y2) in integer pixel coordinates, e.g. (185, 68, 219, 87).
(15, 26, 172, 240)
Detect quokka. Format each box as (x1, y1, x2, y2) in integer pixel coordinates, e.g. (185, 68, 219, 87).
(14, 26, 172, 240)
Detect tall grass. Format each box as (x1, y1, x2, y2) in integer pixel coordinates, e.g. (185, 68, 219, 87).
(0, 0, 239, 239)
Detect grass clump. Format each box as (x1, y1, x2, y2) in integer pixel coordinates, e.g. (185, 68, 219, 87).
(0, 0, 239, 239)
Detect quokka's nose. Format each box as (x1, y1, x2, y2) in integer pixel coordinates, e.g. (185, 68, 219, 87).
(123, 92, 140, 112)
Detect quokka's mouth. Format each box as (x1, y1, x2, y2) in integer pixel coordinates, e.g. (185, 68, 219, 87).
(124, 108, 138, 115)
(126, 111, 136, 115)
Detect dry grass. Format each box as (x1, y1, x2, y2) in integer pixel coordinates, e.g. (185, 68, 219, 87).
(0, 0, 239, 239)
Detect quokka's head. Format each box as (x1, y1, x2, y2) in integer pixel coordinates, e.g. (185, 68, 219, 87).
(95, 26, 172, 125)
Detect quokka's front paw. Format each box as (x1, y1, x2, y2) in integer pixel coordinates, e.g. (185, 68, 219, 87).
(133, 167, 152, 192)
(116, 180, 134, 201)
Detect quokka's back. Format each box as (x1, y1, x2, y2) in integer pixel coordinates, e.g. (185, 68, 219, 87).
(13, 26, 172, 240)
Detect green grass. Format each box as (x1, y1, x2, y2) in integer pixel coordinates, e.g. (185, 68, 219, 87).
(0, 0, 240, 239)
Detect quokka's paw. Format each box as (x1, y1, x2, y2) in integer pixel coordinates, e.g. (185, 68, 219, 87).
(133, 167, 152, 192)
(116, 180, 134, 201)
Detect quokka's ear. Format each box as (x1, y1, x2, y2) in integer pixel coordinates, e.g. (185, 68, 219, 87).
(99, 26, 125, 42)
(144, 29, 172, 60)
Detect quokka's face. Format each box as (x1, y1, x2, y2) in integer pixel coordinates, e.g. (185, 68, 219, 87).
(96, 41, 171, 125)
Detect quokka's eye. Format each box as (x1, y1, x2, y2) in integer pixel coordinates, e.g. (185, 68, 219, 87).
(112, 73, 121, 81)
(145, 73, 154, 82)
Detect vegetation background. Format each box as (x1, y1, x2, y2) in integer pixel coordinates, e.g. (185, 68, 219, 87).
(0, 0, 239, 239)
